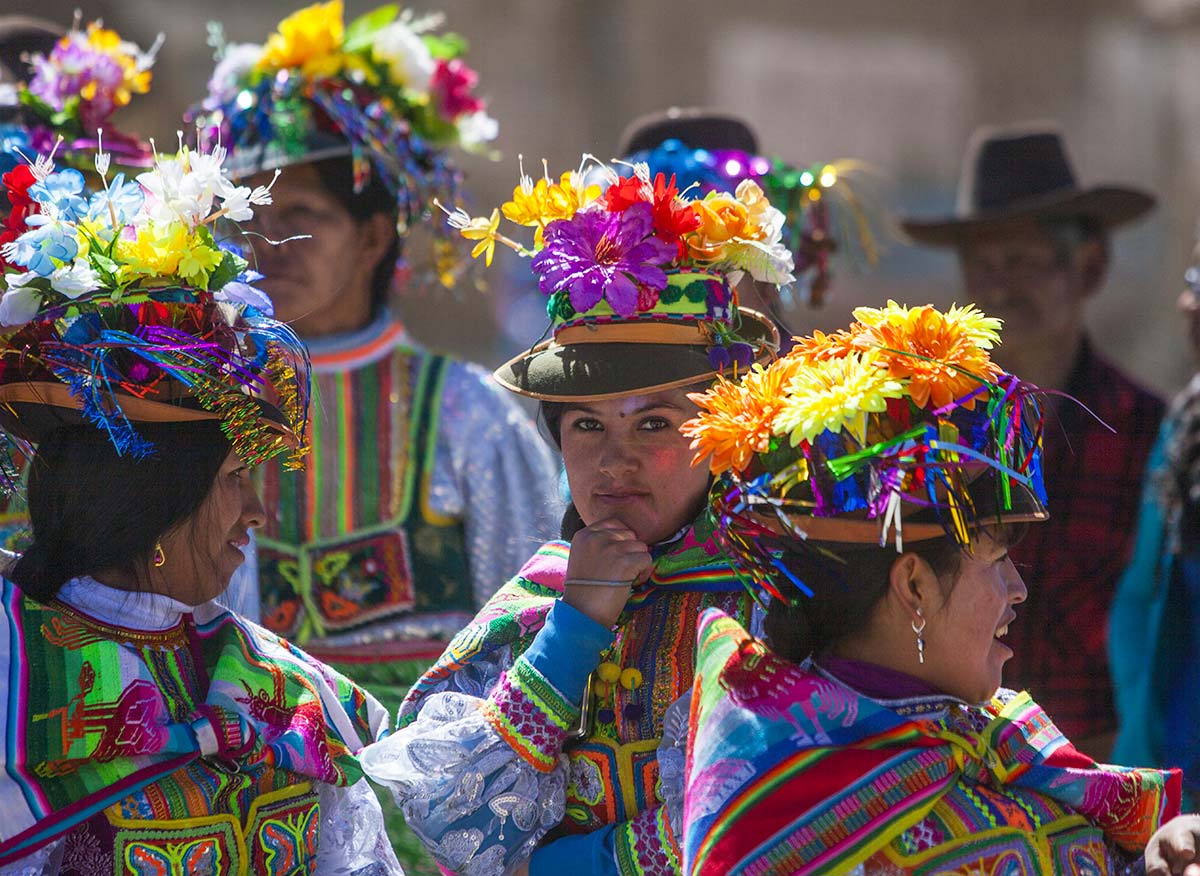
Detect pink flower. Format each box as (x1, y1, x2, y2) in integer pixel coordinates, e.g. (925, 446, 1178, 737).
(431, 58, 485, 120)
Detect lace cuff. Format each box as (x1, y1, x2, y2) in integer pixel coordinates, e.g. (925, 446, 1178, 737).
(316, 778, 404, 875)
(481, 656, 580, 773)
(614, 805, 682, 876)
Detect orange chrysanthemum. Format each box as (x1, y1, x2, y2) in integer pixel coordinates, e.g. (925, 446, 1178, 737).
(683, 358, 801, 475)
(855, 303, 1002, 409)
(785, 324, 869, 365)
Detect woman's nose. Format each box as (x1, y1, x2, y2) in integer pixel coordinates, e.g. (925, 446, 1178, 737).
(597, 438, 637, 475)
(1005, 559, 1028, 604)
(242, 481, 267, 530)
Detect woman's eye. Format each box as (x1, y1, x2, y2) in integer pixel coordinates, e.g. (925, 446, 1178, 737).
(570, 418, 603, 432)
(638, 417, 671, 431)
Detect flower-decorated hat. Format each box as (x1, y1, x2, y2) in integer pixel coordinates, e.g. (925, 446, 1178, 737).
(188, 0, 495, 281)
(0, 141, 310, 480)
(446, 156, 789, 401)
(0, 16, 158, 173)
(618, 108, 880, 308)
(683, 302, 1047, 598)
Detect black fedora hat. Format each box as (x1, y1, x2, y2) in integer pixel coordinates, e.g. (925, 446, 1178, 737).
(902, 123, 1156, 247)
(618, 107, 759, 157)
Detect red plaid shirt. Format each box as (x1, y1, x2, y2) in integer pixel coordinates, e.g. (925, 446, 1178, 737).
(1005, 338, 1165, 740)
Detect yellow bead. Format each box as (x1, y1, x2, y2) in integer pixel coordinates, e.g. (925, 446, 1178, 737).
(593, 681, 611, 698)
(597, 662, 621, 683)
(619, 668, 643, 690)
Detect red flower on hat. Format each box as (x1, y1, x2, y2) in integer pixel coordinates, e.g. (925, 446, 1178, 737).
(430, 58, 485, 120)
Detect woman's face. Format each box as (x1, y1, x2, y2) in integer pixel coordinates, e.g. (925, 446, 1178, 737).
(156, 451, 266, 605)
(241, 163, 388, 337)
(559, 388, 711, 544)
(919, 530, 1027, 703)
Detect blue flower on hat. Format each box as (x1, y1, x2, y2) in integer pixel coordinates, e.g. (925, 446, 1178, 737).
(5, 216, 79, 277)
(28, 169, 88, 223)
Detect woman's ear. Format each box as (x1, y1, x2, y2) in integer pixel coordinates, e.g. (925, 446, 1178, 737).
(886, 552, 941, 626)
(359, 212, 397, 276)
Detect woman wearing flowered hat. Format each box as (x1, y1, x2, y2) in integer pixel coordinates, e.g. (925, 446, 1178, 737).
(0, 145, 402, 874)
(358, 156, 787, 876)
(668, 303, 1180, 875)
(0, 16, 271, 618)
(188, 1, 560, 709)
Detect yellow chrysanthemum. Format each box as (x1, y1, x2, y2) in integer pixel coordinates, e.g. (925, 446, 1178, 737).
(682, 358, 802, 475)
(256, 0, 346, 79)
(773, 353, 906, 447)
(116, 222, 187, 280)
(178, 234, 226, 286)
(852, 301, 1002, 410)
(501, 172, 600, 245)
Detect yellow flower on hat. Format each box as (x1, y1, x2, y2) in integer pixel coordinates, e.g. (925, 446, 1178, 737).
(256, 0, 347, 79)
(501, 171, 600, 245)
(178, 234, 226, 286)
(773, 352, 906, 447)
(116, 222, 187, 281)
(460, 208, 501, 266)
(84, 23, 153, 108)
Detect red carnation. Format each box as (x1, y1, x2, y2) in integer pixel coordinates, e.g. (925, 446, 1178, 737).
(431, 58, 485, 120)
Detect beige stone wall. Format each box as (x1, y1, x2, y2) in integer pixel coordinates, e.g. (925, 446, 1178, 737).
(9, 0, 1199, 393)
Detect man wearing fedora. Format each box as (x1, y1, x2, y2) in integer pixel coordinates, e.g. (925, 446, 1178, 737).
(903, 123, 1165, 758)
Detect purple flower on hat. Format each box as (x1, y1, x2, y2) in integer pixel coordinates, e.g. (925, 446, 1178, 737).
(531, 202, 674, 317)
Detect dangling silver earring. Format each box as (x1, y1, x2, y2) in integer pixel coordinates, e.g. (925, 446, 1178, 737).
(911, 609, 926, 665)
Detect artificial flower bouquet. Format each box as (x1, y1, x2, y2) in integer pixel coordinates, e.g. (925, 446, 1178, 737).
(682, 302, 1046, 595)
(448, 155, 796, 362)
(0, 142, 307, 468)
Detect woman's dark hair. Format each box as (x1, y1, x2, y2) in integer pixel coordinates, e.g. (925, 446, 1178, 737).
(540, 401, 586, 539)
(11, 421, 231, 602)
(311, 155, 400, 315)
(763, 523, 1028, 663)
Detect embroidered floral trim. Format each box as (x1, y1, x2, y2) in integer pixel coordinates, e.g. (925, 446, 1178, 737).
(481, 656, 578, 773)
(615, 805, 681, 876)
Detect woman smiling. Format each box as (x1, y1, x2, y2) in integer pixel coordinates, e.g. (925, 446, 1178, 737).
(674, 303, 1180, 876)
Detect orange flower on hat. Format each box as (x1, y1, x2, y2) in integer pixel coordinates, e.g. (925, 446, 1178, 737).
(786, 325, 869, 365)
(683, 358, 802, 475)
(686, 192, 751, 261)
(853, 301, 1002, 409)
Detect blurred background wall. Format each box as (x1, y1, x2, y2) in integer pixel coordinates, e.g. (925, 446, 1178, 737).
(10, 0, 1200, 393)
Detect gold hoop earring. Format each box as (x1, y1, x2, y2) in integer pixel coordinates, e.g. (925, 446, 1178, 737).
(153, 542, 166, 568)
(911, 609, 926, 665)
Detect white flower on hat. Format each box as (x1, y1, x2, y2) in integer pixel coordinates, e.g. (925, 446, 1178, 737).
(204, 42, 263, 109)
(48, 261, 101, 299)
(0, 273, 43, 327)
(371, 21, 434, 92)
(457, 110, 498, 150)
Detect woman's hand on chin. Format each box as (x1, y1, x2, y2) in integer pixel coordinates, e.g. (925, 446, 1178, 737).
(562, 517, 652, 629)
(1146, 814, 1200, 876)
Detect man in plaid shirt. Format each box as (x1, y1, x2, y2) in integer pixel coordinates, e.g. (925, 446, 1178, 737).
(903, 123, 1164, 758)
